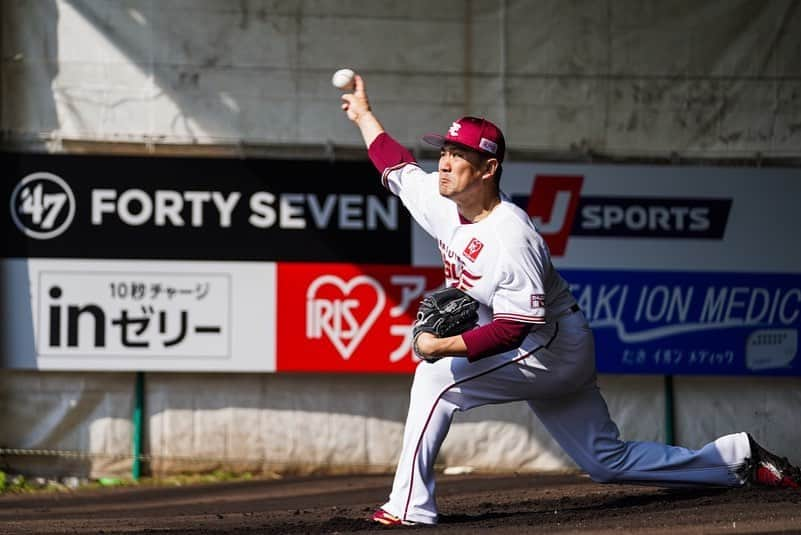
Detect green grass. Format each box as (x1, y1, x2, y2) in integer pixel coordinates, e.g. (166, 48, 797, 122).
(0, 469, 257, 495)
(0, 471, 51, 494)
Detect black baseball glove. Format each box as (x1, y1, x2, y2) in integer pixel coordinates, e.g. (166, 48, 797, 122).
(412, 287, 480, 362)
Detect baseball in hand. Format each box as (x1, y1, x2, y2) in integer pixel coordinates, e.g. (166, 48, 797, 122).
(331, 68, 356, 91)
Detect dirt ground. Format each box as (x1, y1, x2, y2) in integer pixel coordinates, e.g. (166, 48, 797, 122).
(2, 472, 800, 534)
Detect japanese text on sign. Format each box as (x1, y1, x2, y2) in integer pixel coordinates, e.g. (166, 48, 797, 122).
(38, 271, 231, 358)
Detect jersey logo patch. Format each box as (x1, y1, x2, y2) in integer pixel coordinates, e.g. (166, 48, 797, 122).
(530, 294, 545, 309)
(463, 237, 484, 262)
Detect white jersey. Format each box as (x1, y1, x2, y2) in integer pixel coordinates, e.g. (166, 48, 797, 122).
(382, 163, 577, 332)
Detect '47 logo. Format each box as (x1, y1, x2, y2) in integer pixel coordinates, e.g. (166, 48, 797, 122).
(10, 172, 76, 239)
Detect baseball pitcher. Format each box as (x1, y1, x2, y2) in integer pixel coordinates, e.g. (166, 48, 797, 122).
(338, 72, 800, 527)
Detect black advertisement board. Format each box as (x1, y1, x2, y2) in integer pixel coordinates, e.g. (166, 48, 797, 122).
(3, 153, 410, 264)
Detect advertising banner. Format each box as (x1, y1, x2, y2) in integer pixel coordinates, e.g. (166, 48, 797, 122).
(413, 162, 801, 376)
(3, 258, 277, 371)
(2, 153, 408, 264)
(276, 263, 443, 374)
(564, 269, 798, 375)
(2, 153, 412, 371)
(3, 153, 800, 375)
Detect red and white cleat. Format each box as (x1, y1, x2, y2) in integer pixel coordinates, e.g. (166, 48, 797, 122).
(370, 508, 418, 526)
(745, 434, 801, 489)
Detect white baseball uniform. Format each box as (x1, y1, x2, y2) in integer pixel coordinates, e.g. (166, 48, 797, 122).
(376, 154, 752, 525)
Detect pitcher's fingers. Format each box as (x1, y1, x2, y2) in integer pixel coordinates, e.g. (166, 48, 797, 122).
(353, 74, 365, 96)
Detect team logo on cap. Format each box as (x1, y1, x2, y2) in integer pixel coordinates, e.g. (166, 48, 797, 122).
(448, 121, 462, 137)
(463, 237, 484, 262)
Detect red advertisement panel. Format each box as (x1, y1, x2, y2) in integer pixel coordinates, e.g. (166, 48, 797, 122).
(277, 263, 444, 373)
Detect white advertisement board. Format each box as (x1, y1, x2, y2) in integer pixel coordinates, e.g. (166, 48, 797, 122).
(3, 259, 276, 371)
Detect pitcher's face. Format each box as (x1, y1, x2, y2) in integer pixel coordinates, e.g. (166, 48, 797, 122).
(437, 143, 492, 200)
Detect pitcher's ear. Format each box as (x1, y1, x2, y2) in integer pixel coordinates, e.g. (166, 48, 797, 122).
(482, 158, 499, 180)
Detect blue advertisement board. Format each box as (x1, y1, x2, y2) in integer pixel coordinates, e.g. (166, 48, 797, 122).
(564, 268, 799, 375)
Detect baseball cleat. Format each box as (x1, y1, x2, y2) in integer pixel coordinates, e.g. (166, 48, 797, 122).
(744, 434, 801, 489)
(370, 508, 418, 526)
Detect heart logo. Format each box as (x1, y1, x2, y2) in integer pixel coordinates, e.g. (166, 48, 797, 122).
(305, 275, 386, 360)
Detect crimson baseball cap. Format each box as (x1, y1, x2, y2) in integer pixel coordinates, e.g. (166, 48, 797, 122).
(422, 116, 506, 162)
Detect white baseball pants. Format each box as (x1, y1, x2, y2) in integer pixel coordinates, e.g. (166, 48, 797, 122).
(380, 310, 752, 525)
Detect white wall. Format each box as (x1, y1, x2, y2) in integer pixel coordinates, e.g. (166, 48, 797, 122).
(2, 0, 800, 159)
(2, 371, 799, 478)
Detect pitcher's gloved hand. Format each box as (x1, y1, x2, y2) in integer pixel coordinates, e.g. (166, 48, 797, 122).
(412, 287, 479, 362)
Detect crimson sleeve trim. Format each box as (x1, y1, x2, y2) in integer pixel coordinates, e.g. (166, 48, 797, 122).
(368, 132, 416, 177)
(462, 318, 532, 362)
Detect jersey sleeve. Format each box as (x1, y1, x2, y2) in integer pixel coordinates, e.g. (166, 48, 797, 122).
(368, 133, 439, 237)
(367, 132, 416, 175)
(491, 244, 548, 325)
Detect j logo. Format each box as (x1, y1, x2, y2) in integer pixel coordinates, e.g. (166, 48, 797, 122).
(526, 175, 584, 256)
